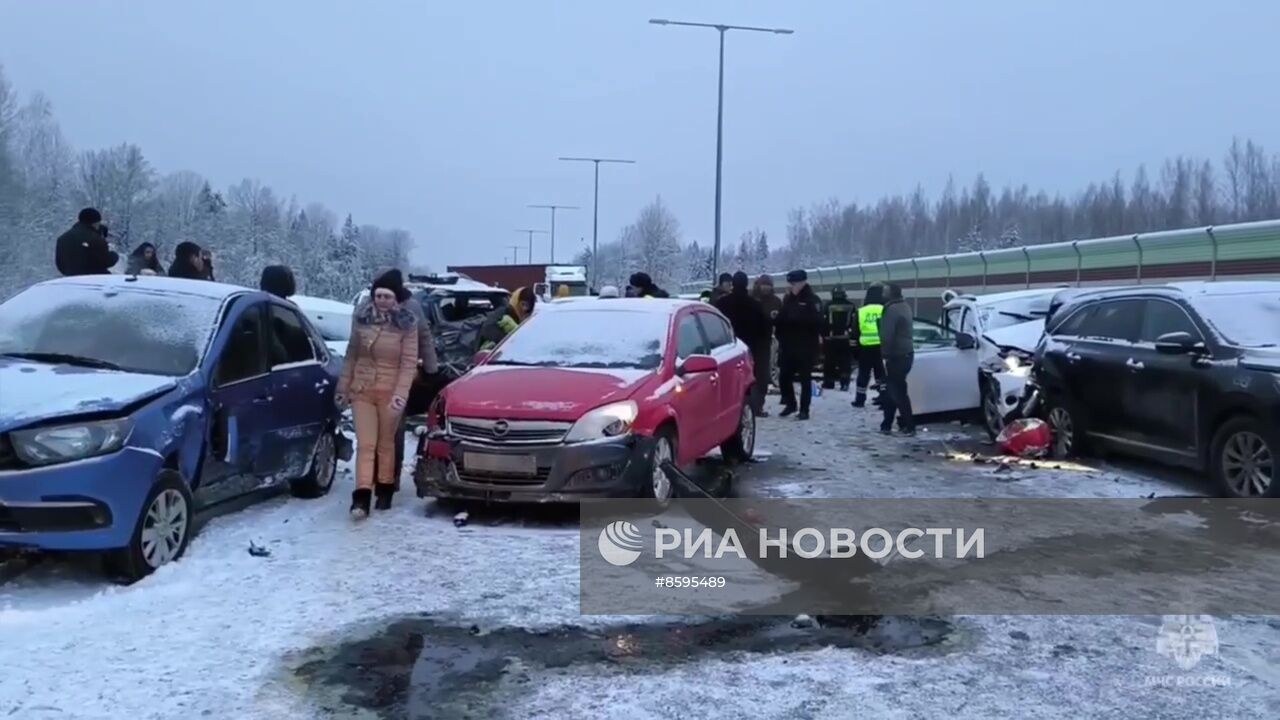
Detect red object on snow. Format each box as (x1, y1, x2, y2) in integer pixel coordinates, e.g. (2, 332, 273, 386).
(997, 418, 1052, 458)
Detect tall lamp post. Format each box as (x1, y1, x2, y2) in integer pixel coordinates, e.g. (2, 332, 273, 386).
(558, 156, 636, 289)
(514, 229, 547, 263)
(506, 245, 522, 264)
(528, 204, 579, 264)
(649, 17, 793, 281)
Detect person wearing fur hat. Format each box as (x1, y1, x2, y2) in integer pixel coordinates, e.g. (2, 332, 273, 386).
(627, 272, 669, 298)
(709, 272, 733, 304)
(774, 269, 825, 420)
(55, 208, 119, 276)
(338, 270, 419, 518)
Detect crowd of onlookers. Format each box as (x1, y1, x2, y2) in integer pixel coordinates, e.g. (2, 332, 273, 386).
(55, 207, 216, 281)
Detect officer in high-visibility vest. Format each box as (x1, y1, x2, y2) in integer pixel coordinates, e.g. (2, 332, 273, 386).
(851, 283, 886, 408)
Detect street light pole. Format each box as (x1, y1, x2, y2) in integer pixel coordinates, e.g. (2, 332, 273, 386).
(507, 245, 522, 264)
(649, 17, 793, 282)
(514, 229, 547, 262)
(559, 157, 635, 289)
(528, 204, 579, 264)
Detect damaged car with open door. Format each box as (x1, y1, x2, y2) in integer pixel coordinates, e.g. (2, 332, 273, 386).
(0, 275, 349, 582)
(904, 287, 1108, 437)
(415, 298, 756, 503)
(903, 289, 1058, 432)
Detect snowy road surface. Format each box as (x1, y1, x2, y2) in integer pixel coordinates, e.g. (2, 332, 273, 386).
(1, 389, 1276, 719)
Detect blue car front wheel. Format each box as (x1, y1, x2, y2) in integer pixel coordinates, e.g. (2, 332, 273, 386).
(105, 470, 193, 584)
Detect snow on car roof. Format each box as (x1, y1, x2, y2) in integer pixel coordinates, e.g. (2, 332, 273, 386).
(1053, 281, 1280, 304)
(947, 287, 1062, 307)
(1165, 280, 1280, 296)
(291, 294, 354, 315)
(538, 297, 701, 314)
(34, 274, 251, 301)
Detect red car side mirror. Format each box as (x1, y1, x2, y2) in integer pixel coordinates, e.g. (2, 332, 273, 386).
(676, 354, 717, 376)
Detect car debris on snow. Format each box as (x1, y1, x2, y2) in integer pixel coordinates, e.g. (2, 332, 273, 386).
(248, 541, 271, 558)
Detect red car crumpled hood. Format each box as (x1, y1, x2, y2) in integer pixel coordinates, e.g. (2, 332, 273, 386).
(444, 365, 657, 421)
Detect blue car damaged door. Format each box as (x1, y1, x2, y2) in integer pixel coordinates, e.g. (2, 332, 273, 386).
(265, 301, 332, 478)
(200, 300, 285, 504)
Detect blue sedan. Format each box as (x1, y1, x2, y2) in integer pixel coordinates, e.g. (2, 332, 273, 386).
(0, 275, 349, 581)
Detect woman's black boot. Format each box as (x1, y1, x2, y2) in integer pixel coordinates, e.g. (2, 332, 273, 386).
(374, 483, 395, 511)
(350, 488, 372, 519)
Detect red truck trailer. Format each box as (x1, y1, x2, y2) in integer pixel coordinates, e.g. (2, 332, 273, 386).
(446, 264, 547, 293)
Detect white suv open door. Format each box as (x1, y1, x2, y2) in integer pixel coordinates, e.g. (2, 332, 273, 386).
(906, 318, 981, 416)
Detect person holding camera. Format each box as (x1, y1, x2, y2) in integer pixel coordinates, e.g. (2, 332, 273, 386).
(55, 208, 119, 276)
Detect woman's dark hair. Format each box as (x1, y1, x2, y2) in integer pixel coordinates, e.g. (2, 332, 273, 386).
(168, 241, 206, 280)
(260, 265, 297, 299)
(174, 241, 202, 260)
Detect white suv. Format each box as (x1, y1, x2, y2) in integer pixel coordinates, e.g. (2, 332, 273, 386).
(907, 288, 1063, 436)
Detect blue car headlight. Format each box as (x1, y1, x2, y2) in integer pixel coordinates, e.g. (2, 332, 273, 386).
(10, 418, 134, 466)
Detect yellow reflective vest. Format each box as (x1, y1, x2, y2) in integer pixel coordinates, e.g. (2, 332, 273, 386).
(858, 304, 883, 346)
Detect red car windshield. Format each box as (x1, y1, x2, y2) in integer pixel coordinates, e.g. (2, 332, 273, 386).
(488, 308, 667, 370)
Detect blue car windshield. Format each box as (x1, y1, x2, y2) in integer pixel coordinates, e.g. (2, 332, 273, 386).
(0, 284, 222, 376)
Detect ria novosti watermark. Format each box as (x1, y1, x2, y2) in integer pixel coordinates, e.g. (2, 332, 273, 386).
(580, 498, 1280, 616)
(601, 520, 985, 565)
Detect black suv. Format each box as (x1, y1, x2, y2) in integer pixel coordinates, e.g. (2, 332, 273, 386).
(1034, 281, 1280, 497)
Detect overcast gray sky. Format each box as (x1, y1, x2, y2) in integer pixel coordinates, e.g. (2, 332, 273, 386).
(3, 0, 1278, 268)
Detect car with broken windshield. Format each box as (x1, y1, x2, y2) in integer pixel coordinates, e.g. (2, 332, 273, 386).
(899, 287, 1063, 436)
(0, 275, 348, 581)
(415, 298, 756, 502)
(1035, 281, 1280, 497)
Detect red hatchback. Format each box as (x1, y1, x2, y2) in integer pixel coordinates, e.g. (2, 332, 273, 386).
(414, 298, 756, 502)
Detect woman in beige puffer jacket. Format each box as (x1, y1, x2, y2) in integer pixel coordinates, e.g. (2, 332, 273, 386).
(337, 272, 418, 517)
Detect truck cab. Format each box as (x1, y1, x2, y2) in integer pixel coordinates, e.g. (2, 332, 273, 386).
(536, 266, 589, 300)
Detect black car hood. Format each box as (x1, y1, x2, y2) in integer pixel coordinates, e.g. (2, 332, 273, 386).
(1240, 347, 1280, 373)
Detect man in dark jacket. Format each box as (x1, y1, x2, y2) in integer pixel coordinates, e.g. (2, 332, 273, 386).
(168, 242, 207, 279)
(55, 208, 119, 276)
(714, 271, 771, 414)
(774, 269, 825, 420)
(877, 283, 916, 435)
(627, 272, 669, 298)
(821, 287, 857, 391)
(751, 274, 783, 413)
(709, 273, 733, 304)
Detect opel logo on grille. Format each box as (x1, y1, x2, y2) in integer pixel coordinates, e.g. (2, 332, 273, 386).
(492, 420, 510, 437)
